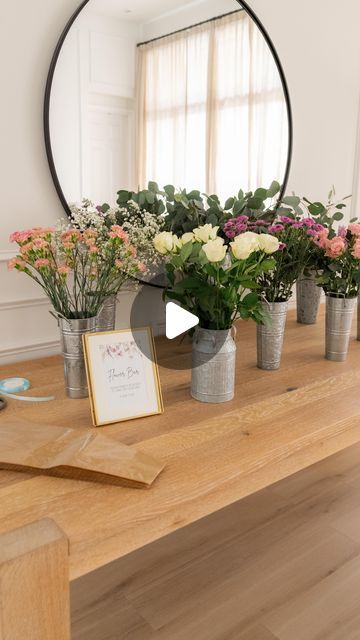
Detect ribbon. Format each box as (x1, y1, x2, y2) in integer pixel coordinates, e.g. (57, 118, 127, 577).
(0, 378, 55, 403)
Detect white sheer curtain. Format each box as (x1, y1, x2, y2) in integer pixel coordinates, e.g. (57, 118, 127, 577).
(136, 11, 288, 200)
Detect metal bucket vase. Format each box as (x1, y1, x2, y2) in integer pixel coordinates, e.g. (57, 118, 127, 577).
(58, 316, 97, 398)
(325, 296, 356, 362)
(257, 301, 288, 370)
(96, 296, 117, 332)
(296, 272, 321, 325)
(191, 328, 236, 403)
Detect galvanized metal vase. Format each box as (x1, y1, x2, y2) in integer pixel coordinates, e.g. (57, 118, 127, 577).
(58, 316, 97, 398)
(296, 272, 321, 325)
(96, 295, 117, 332)
(325, 296, 356, 362)
(191, 328, 236, 403)
(257, 301, 288, 370)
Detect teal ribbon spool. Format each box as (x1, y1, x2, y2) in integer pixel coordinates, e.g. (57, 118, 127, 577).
(0, 378, 55, 402)
(0, 378, 31, 394)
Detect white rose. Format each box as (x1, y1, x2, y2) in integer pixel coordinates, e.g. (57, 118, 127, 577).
(230, 232, 260, 260)
(153, 231, 178, 255)
(193, 224, 219, 243)
(257, 234, 280, 254)
(181, 232, 195, 245)
(202, 238, 227, 263)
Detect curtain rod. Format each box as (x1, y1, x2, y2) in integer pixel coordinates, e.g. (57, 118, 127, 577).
(137, 8, 244, 47)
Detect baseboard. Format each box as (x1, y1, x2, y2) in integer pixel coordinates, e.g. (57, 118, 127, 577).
(0, 340, 61, 365)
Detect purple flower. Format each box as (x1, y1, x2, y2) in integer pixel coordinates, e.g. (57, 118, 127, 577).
(235, 223, 248, 232)
(278, 242, 287, 251)
(337, 225, 347, 239)
(225, 230, 236, 238)
(313, 223, 325, 233)
(301, 218, 314, 227)
(255, 220, 270, 226)
(269, 224, 285, 233)
(280, 216, 294, 224)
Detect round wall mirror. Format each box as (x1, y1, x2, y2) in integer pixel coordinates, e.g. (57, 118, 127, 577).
(45, 0, 292, 214)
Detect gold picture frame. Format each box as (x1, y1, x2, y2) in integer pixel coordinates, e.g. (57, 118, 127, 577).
(83, 327, 163, 427)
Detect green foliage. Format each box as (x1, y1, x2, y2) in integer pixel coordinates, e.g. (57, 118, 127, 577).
(116, 183, 166, 217)
(163, 240, 275, 329)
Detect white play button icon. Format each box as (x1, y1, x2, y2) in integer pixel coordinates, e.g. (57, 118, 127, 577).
(166, 302, 199, 340)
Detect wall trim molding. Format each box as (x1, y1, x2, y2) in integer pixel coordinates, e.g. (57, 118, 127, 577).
(0, 339, 61, 364)
(0, 250, 15, 263)
(0, 297, 50, 312)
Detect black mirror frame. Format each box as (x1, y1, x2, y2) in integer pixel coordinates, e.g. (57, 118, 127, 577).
(44, 0, 293, 217)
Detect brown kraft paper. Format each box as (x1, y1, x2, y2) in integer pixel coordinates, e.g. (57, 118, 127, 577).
(0, 420, 165, 489)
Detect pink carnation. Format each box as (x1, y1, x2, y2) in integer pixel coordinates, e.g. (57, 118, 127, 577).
(324, 236, 346, 258)
(32, 237, 48, 249)
(352, 238, 360, 259)
(137, 261, 146, 273)
(58, 265, 71, 275)
(7, 257, 26, 271)
(34, 258, 50, 269)
(9, 230, 32, 244)
(109, 225, 129, 242)
(20, 242, 33, 254)
(88, 245, 99, 254)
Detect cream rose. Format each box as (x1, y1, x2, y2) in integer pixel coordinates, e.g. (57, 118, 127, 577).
(257, 234, 280, 254)
(202, 237, 227, 263)
(153, 231, 178, 255)
(230, 232, 260, 260)
(193, 224, 219, 243)
(181, 232, 195, 245)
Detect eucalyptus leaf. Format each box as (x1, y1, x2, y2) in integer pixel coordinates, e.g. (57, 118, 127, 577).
(267, 181, 281, 198)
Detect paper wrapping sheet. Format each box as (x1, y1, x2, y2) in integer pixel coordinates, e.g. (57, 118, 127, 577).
(0, 421, 164, 489)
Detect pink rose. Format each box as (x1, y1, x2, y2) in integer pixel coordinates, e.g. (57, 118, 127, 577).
(324, 236, 346, 258)
(348, 223, 360, 237)
(313, 229, 329, 248)
(352, 239, 360, 259)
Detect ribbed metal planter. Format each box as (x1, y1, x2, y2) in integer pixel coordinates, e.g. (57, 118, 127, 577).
(58, 316, 97, 398)
(296, 272, 321, 325)
(325, 296, 356, 362)
(96, 296, 117, 332)
(257, 301, 288, 370)
(191, 328, 236, 403)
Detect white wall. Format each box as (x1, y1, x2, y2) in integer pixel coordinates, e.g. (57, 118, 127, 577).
(1, 0, 360, 363)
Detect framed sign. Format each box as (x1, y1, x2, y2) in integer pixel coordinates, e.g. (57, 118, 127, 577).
(83, 328, 163, 427)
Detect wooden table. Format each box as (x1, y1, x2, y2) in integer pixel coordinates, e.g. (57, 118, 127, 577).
(1, 307, 360, 639)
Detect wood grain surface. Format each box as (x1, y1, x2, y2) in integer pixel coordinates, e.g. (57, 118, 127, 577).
(1, 306, 360, 580)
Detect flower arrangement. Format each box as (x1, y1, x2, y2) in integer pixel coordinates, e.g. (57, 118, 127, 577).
(70, 197, 164, 274)
(8, 224, 144, 318)
(313, 223, 360, 298)
(153, 225, 280, 330)
(224, 215, 325, 302)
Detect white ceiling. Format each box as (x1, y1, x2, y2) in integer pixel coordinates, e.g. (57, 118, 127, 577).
(89, 0, 233, 23)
